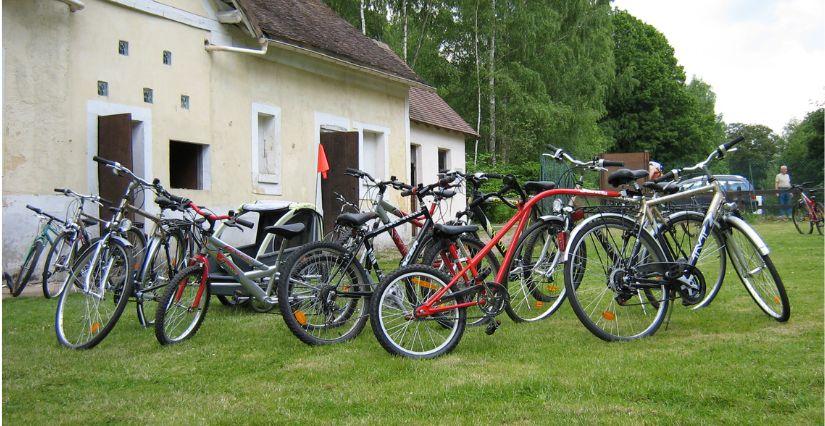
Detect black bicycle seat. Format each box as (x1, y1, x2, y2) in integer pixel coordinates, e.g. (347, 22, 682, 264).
(642, 181, 680, 195)
(335, 212, 379, 228)
(523, 181, 557, 194)
(607, 169, 649, 187)
(264, 223, 306, 239)
(433, 224, 478, 239)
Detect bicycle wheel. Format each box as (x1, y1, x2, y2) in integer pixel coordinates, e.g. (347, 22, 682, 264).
(663, 212, 726, 309)
(11, 239, 45, 297)
(370, 265, 466, 359)
(791, 200, 811, 234)
(505, 220, 566, 322)
(815, 203, 824, 235)
(125, 228, 148, 271)
(564, 216, 669, 341)
(55, 239, 133, 349)
(42, 232, 79, 298)
(277, 241, 370, 345)
(155, 264, 211, 345)
(136, 231, 185, 327)
(724, 221, 790, 321)
(420, 236, 500, 326)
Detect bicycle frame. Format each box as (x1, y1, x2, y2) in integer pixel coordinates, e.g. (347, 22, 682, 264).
(415, 188, 620, 317)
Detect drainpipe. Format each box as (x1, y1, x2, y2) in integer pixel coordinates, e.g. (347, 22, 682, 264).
(204, 39, 269, 56)
(55, 0, 85, 12)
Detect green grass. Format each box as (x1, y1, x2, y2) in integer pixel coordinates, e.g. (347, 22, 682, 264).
(3, 223, 823, 424)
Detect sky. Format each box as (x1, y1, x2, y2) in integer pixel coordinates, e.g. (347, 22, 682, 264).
(613, 0, 825, 134)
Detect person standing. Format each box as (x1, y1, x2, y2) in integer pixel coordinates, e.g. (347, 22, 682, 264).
(775, 165, 792, 218)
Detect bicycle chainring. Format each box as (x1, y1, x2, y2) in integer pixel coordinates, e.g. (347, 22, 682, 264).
(478, 282, 508, 316)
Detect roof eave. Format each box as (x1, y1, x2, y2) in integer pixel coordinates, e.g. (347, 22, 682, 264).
(411, 119, 479, 139)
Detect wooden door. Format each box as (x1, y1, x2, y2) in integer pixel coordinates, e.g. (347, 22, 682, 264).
(98, 113, 133, 220)
(320, 131, 359, 233)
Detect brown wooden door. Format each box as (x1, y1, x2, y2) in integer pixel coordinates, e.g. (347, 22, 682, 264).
(98, 113, 133, 220)
(320, 131, 359, 233)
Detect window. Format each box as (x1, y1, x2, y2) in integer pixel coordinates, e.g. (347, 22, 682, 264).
(181, 95, 190, 110)
(118, 40, 129, 56)
(361, 131, 386, 181)
(169, 141, 208, 190)
(97, 81, 108, 96)
(438, 148, 450, 172)
(163, 50, 172, 65)
(143, 88, 153, 104)
(252, 103, 282, 188)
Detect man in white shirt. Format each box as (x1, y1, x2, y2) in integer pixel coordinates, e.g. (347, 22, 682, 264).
(775, 165, 792, 218)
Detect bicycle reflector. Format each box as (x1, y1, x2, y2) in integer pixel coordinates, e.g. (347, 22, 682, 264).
(602, 311, 616, 321)
(294, 310, 307, 326)
(411, 277, 437, 290)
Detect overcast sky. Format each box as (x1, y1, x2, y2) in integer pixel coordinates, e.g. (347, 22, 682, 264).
(613, 0, 824, 134)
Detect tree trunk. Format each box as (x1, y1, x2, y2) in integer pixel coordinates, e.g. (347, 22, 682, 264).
(488, 0, 497, 165)
(402, 0, 408, 61)
(474, 0, 481, 133)
(360, 0, 366, 35)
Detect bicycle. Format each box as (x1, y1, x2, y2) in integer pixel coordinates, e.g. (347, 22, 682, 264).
(791, 183, 824, 235)
(562, 136, 790, 342)
(4, 205, 69, 297)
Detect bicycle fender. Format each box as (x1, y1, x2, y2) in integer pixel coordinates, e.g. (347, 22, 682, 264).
(561, 213, 644, 262)
(108, 235, 133, 249)
(723, 215, 769, 256)
(537, 214, 565, 224)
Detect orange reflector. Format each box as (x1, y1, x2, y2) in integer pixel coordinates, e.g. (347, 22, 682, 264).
(546, 285, 559, 292)
(294, 310, 307, 326)
(602, 311, 616, 321)
(411, 277, 437, 289)
(773, 296, 780, 304)
(91, 322, 101, 334)
(534, 301, 544, 309)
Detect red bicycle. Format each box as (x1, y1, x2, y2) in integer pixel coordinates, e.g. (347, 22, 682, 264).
(791, 183, 824, 235)
(369, 179, 620, 358)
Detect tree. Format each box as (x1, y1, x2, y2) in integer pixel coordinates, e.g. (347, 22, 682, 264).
(780, 108, 824, 186)
(724, 123, 783, 189)
(601, 10, 720, 166)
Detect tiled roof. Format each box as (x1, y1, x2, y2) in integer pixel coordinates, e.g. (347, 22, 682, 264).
(409, 87, 479, 138)
(236, 0, 425, 84)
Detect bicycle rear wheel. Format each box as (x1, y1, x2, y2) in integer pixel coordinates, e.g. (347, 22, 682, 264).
(155, 264, 211, 345)
(564, 216, 669, 341)
(724, 222, 790, 321)
(11, 240, 45, 297)
(136, 231, 185, 327)
(55, 239, 133, 349)
(815, 203, 824, 235)
(791, 201, 811, 234)
(42, 232, 79, 298)
(663, 212, 726, 309)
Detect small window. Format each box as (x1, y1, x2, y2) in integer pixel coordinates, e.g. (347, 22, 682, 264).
(163, 50, 172, 65)
(169, 141, 208, 190)
(253, 104, 281, 185)
(438, 148, 450, 173)
(97, 81, 108, 96)
(118, 40, 129, 56)
(181, 95, 190, 110)
(143, 88, 153, 104)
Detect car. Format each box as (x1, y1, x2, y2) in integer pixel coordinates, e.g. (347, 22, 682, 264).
(677, 175, 761, 212)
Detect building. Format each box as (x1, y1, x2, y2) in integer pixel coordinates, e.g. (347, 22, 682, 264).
(2, 0, 476, 267)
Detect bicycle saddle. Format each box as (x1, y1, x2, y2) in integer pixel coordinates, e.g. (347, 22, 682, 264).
(607, 169, 649, 187)
(335, 212, 379, 228)
(433, 188, 456, 199)
(642, 181, 680, 195)
(433, 223, 478, 238)
(81, 218, 98, 227)
(264, 223, 305, 239)
(523, 181, 557, 194)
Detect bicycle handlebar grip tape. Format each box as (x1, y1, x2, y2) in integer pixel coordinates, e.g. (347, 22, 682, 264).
(723, 135, 745, 150)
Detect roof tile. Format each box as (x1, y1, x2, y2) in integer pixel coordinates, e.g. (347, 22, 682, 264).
(409, 87, 479, 138)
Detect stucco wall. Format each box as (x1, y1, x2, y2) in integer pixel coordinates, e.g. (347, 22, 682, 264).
(410, 123, 467, 220)
(2, 0, 410, 269)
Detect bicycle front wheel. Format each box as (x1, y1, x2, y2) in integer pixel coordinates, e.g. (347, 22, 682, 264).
(11, 239, 45, 297)
(155, 264, 211, 345)
(815, 203, 824, 235)
(42, 232, 79, 298)
(791, 200, 811, 234)
(724, 221, 790, 321)
(564, 216, 669, 341)
(136, 231, 185, 327)
(55, 239, 133, 349)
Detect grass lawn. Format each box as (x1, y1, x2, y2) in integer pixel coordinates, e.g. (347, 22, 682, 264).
(2, 222, 822, 424)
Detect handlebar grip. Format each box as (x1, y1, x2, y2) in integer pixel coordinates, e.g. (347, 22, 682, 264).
(92, 156, 115, 166)
(723, 136, 745, 150)
(400, 189, 412, 197)
(485, 173, 503, 179)
(235, 218, 254, 229)
(99, 197, 114, 206)
(26, 204, 42, 214)
(345, 168, 361, 175)
(653, 170, 676, 183)
(602, 160, 624, 167)
(54, 188, 68, 194)
(546, 144, 560, 152)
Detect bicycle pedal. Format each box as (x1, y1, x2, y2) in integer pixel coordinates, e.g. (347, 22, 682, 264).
(484, 319, 501, 336)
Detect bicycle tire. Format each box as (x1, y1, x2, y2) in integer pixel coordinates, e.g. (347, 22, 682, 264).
(724, 221, 790, 322)
(564, 215, 670, 341)
(155, 264, 211, 345)
(815, 203, 824, 235)
(277, 241, 370, 345)
(370, 265, 466, 359)
(55, 239, 133, 349)
(791, 200, 810, 234)
(136, 230, 185, 327)
(42, 232, 78, 298)
(12, 239, 45, 297)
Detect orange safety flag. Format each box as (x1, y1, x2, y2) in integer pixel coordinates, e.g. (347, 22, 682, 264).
(317, 144, 330, 179)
